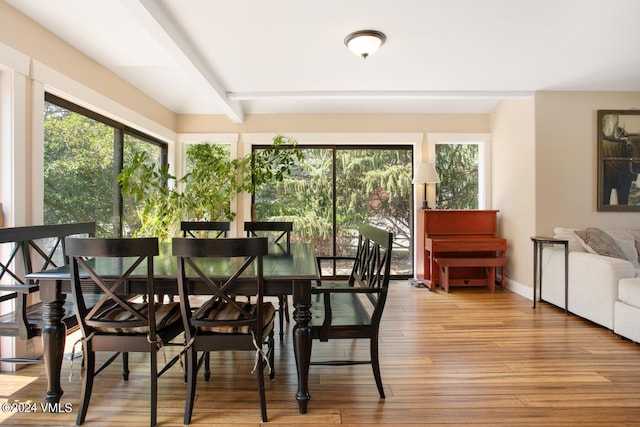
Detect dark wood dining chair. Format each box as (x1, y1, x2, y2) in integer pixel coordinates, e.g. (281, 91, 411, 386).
(244, 221, 293, 340)
(310, 224, 393, 399)
(66, 237, 183, 427)
(0, 222, 95, 366)
(181, 221, 230, 238)
(244, 221, 292, 253)
(179, 220, 231, 380)
(173, 237, 275, 424)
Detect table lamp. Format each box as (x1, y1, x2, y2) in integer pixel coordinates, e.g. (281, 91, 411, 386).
(414, 162, 440, 209)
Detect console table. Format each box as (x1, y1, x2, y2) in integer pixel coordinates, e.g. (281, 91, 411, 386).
(530, 236, 569, 311)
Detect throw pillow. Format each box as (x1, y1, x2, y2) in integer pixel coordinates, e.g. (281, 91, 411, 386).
(574, 227, 627, 259)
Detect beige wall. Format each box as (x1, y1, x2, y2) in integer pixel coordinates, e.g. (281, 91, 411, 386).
(491, 98, 536, 290)
(177, 113, 490, 135)
(535, 91, 640, 234)
(0, 1, 176, 131)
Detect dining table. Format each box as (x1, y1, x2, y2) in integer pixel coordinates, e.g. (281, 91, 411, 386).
(26, 241, 319, 414)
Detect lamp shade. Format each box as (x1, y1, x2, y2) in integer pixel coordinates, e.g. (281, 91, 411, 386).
(344, 30, 386, 58)
(413, 162, 440, 184)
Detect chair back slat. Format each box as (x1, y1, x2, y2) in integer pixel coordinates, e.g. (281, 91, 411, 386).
(65, 237, 162, 335)
(244, 221, 292, 253)
(349, 224, 393, 319)
(180, 221, 230, 238)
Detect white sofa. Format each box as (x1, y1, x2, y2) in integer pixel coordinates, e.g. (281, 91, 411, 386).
(540, 227, 640, 342)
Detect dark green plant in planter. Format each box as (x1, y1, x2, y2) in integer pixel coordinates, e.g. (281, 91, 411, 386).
(117, 135, 303, 241)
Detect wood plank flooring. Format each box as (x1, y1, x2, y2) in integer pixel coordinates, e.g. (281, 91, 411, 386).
(2, 282, 640, 426)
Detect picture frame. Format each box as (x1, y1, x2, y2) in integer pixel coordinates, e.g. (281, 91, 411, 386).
(597, 109, 640, 211)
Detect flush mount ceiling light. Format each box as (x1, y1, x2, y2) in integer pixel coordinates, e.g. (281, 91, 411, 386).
(344, 30, 386, 59)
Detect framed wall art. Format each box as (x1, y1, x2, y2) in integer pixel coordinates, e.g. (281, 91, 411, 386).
(597, 109, 640, 211)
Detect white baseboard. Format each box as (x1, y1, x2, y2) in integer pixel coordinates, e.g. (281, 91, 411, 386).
(504, 278, 532, 300)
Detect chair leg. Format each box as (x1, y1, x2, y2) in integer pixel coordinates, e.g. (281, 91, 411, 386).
(283, 295, 290, 322)
(184, 347, 198, 425)
(204, 351, 211, 381)
(256, 355, 268, 422)
(268, 329, 276, 380)
(370, 336, 385, 399)
(150, 349, 158, 427)
(277, 295, 285, 341)
(76, 344, 95, 426)
(122, 352, 129, 381)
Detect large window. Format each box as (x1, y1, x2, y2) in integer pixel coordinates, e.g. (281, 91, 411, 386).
(254, 145, 413, 277)
(44, 94, 167, 237)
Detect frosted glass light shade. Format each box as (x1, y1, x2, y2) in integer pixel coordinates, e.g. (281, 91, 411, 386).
(344, 30, 386, 58)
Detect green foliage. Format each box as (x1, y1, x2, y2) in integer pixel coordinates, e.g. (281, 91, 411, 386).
(44, 102, 166, 237)
(44, 103, 116, 236)
(255, 148, 413, 257)
(117, 135, 303, 241)
(435, 144, 479, 209)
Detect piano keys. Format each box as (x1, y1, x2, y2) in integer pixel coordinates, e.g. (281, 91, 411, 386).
(416, 209, 507, 291)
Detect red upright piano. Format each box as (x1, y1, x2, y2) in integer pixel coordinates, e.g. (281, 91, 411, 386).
(416, 209, 507, 291)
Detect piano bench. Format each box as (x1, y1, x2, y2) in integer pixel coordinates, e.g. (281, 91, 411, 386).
(434, 257, 505, 293)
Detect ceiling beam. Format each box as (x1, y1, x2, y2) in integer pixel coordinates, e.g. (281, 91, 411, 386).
(227, 90, 532, 101)
(137, 0, 244, 123)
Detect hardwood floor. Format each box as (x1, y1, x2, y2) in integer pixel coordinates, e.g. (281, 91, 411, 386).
(2, 282, 640, 426)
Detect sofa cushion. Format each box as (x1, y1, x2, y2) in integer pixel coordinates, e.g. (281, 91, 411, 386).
(575, 227, 627, 259)
(618, 278, 640, 308)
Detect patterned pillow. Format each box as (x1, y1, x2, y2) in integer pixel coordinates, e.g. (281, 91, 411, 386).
(574, 227, 626, 259)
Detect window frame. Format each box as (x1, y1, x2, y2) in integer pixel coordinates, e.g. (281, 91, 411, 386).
(251, 141, 416, 279)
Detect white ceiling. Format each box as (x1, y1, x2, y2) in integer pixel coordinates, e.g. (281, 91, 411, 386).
(6, 0, 640, 123)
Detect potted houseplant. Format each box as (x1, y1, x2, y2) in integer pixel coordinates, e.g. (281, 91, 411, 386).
(117, 134, 303, 241)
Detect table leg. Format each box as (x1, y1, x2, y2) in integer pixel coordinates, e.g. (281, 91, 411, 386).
(292, 280, 312, 414)
(532, 242, 539, 308)
(564, 243, 569, 314)
(39, 280, 66, 404)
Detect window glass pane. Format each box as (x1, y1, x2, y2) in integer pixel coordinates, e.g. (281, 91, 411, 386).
(335, 149, 412, 276)
(254, 146, 412, 277)
(44, 95, 168, 238)
(184, 143, 233, 221)
(44, 101, 115, 236)
(435, 143, 479, 209)
(122, 133, 163, 236)
(255, 147, 334, 255)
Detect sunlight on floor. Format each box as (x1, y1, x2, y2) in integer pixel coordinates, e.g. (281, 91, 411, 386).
(0, 373, 40, 423)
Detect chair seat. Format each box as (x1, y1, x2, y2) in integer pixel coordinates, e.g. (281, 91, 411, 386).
(195, 300, 275, 334)
(311, 285, 372, 327)
(90, 302, 182, 334)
